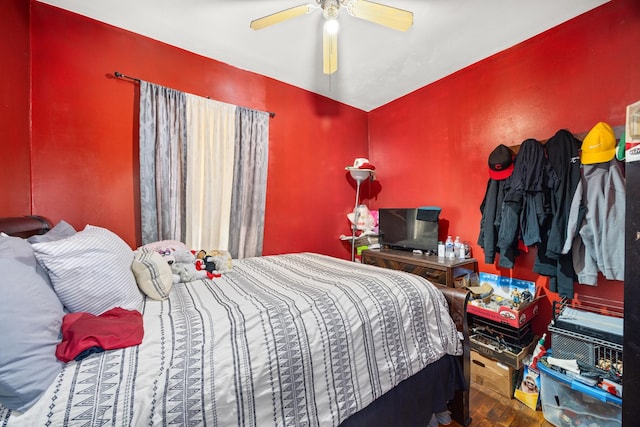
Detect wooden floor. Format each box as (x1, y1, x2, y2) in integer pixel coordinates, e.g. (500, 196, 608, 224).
(449, 382, 554, 427)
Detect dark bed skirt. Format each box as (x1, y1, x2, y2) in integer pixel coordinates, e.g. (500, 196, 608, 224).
(340, 354, 466, 427)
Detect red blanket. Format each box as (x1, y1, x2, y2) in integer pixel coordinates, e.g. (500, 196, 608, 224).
(55, 307, 144, 363)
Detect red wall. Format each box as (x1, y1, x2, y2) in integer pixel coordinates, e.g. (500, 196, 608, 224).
(369, 0, 640, 331)
(0, 0, 31, 216)
(4, 2, 637, 324)
(28, 2, 368, 257)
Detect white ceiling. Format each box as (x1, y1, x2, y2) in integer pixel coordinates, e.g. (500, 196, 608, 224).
(38, 0, 609, 112)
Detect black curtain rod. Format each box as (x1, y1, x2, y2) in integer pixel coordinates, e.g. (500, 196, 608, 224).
(113, 71, 276, 118)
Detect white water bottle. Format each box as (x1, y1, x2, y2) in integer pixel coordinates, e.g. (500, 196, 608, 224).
(445, 236, 454, 259)
(437, 241, 445, 258)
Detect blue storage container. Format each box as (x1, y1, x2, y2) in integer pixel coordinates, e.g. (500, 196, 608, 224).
(538, 361, 621, 426)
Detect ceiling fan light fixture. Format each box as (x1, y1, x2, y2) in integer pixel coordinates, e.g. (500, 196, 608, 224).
(324, 17, 339, 35)
(250, 0, 413, 75)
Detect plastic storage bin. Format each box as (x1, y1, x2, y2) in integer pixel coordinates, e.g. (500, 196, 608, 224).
(538, 361, 621, 427)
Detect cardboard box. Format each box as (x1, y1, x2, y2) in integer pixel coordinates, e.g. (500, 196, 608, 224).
(466, 273, 540, 328)
(471, 351, 519, 399)
(626, 99, 640, 163)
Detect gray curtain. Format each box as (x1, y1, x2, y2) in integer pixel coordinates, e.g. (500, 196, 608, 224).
(139, 81, 188, 244)
(228, 107, 270, 259)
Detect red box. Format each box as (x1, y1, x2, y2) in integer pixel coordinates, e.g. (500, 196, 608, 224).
(466, 273, 539, 328)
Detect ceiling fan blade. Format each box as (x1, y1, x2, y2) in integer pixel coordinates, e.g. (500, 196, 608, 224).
(250, 4, 314, 30)
(323, 27, 338, 75)
(347, 0, 413, 31)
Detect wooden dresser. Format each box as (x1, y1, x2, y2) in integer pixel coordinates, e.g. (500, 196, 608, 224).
(361, 248, 478, 288)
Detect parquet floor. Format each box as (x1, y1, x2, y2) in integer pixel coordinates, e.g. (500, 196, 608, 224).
(449, 382, 554, 427)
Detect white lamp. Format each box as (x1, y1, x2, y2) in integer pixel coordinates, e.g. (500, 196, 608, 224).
(346, 161, 375, 262)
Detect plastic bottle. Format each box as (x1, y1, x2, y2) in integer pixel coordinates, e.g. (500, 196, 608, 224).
(531, 333, 547, 368)
(445, 236, 454, 259)
(532, 333, 546, 359)
(463, 243, 471, 259)
(454, 236, 463, 258)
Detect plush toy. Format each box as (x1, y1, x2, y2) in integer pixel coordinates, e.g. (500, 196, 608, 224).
(173, 248, 196, 264)
(196, 249, 233, 275)
(170, 261, 207, 284)
(347, 204, 377, 236)
(152, 246, 208, 283)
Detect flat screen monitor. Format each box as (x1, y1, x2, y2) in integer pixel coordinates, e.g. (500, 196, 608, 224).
(378, 207, 440, 252)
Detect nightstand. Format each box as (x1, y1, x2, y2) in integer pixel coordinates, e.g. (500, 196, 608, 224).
(361, 248, 478, 288)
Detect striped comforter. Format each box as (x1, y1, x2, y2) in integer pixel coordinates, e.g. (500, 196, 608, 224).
(2, 253, 462, 426)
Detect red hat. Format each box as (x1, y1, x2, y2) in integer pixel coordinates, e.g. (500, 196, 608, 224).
(346, 158, 376, 171)
(488, 144, 514, 180)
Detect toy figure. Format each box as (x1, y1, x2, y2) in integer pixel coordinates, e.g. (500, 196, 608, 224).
(511, 289, 521, 308)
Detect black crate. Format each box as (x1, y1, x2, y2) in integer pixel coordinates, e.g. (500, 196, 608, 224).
(549, 324, 623, 377)
(552, 301, 623, 345)
(469, 313, 534, 353)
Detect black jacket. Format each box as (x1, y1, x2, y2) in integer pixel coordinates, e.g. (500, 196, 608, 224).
(534, 129, 582, 297)
(496, 138, 557, 269)
(477, 178, 507, 263)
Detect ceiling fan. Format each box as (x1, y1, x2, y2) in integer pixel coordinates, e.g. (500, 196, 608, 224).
(250, 0, 413, 75)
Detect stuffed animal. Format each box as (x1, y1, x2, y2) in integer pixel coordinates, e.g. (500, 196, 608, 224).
(173, 248, 196, 264)
(170, 261, 207, 284)
(151, 245, 208, 283)
(347, 204, 377, 235)
(196, 249, 233, 274)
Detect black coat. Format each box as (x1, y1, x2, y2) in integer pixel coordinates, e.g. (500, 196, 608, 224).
(496, 138, 557, 269)
(534, 129, 582, 297)
(477, 178, 507, 263)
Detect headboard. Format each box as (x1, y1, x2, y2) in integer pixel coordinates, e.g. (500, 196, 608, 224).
(0, 216, 52, 238)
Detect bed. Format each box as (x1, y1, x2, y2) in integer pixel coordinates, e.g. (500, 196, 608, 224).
(0, 215, 471, 427)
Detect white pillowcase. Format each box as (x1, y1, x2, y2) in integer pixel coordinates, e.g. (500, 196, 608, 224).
(132, 248, 173, 300)
(32, 225, 144, 315)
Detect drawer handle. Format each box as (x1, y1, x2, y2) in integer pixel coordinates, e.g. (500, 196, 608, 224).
(472, 360, 486, 368)
(424, 271, 442, 279)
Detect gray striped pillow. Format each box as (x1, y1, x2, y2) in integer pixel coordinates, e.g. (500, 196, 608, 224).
(131, 248, 173, 300)
(32, 225, 143, 315)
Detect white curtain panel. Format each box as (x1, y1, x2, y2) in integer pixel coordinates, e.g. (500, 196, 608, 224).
(185, 95, 237, 251)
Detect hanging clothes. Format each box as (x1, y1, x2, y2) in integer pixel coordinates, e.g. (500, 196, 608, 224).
(534, 129, 582, 297)
(496, 138, 557, 269)
(477, 178, 508, 263)
(564, 123, 625, 285)
(565, 159, 625, 285)
(478, 144, 514, 264)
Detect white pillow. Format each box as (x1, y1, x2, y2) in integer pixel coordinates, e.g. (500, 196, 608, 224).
(132, 248, 173, 300)
(32, 225, 144, 315)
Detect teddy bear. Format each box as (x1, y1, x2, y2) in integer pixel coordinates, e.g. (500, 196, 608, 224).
(154, 246, 208, 283)
(171, 262, 208, 284)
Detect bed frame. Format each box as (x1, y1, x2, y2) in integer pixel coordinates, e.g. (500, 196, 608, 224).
(0, 215, 51, 237)
(438, 283, 471, 426)
(0, 215, 471, 426)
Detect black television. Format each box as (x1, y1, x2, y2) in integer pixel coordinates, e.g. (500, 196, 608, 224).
(378, 207, 440, 252)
